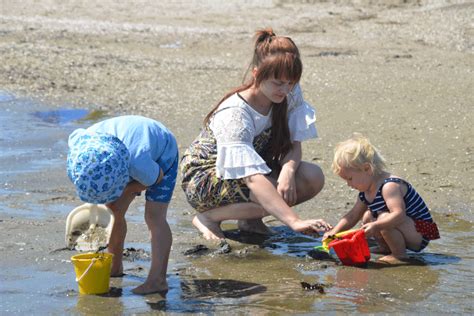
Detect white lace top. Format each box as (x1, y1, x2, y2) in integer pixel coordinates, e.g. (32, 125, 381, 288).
(209, 84, 318, 179)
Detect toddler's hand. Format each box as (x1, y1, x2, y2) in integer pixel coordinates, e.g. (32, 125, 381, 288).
(362, 222, 377, 237)
(322, 230, 335, 241)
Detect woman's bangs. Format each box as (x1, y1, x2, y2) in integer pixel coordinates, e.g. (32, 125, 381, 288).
(271, 53, 302, 83)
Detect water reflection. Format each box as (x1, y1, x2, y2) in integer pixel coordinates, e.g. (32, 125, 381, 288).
(32, 108, 107, 126)
(75, 291, 125, 315)
(180, 278, 266, 299)
(332, 261, 441, 313)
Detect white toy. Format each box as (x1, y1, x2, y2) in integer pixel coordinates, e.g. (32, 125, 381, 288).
(65, 203, 114, 251)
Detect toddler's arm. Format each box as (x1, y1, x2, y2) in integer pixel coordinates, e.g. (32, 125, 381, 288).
(323, 198, 367, 240)
(362, 182, 406, 235)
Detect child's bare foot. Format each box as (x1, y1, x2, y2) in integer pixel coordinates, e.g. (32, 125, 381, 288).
(192, 214, 225, 240)
(110, 263, 123, 277)
(370, 246, 391, 255)
(238, 219, 276, 235)
(377, 254, 409, 265)
(132, 281, 168, 296)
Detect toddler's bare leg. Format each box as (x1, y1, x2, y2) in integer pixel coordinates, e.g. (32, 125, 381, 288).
(132, 201, 170, 295)
(364, 211, 390, 254)
(106, 193, 135, 277)
(377, 213, 423, 263)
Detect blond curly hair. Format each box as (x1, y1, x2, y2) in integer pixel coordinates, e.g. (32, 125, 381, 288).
(332, 133, 387, 176)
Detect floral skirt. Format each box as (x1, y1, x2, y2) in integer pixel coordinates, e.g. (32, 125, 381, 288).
(181, 126, 272, 212)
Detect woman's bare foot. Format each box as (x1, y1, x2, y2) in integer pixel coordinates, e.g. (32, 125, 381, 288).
(377, 254, 409, 265)
(238, 219, 276, 235)
(192, 214, 225, 240)
(132, 281, 168, 296)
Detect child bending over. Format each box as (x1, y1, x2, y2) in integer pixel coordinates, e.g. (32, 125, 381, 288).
(67, 115, 178, 295)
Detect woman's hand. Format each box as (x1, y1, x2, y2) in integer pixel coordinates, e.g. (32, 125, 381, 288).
(277, 165, 297, 206)
(291, 219, 332, 235)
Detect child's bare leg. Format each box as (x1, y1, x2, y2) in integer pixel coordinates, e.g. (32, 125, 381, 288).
(377, 214, 423, 263)
(362, 210, 374, 225)
(133, 201, 171, 295)
(106, 193, 135, 277)
(371, 237, 391, 255)
(363, 211, 390, 254)
(193, 202, 268, 240)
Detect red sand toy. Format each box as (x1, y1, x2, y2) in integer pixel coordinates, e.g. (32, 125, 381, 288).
(328, 229, 371, 267)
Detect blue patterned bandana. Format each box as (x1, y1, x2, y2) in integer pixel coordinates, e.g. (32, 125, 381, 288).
(67, 130, 130, 204)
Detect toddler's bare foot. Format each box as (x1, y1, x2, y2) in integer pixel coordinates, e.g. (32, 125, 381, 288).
(110, 263, 123, 277)
(132, 281, 168, 296)
(238, 219, 276, 235)
(377, 254, 409, 265)
(192, 214, 225, 240)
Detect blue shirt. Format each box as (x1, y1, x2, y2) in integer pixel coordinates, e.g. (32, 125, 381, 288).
(71, 115, 178, 187)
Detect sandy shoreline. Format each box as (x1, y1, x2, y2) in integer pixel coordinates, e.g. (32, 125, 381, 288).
(1, 0, 472, 215)
(1, 1, 473, 313)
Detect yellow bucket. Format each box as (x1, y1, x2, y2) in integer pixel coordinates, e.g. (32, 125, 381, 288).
(71, 252, 113, 295)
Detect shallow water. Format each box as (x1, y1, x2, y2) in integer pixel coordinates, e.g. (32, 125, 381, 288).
(0, 92, 473, 314)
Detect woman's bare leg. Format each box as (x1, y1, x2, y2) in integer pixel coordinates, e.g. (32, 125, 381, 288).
(193, 202, 268, 240)
(195, 161, 324, 240)
(293, 161, 325, 204)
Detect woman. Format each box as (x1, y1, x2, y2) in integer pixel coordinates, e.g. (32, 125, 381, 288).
(181, 28, 331, 240)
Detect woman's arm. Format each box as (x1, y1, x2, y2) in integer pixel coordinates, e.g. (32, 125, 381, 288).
(277, 141, 302, 206)
(245, 173, 331, 233)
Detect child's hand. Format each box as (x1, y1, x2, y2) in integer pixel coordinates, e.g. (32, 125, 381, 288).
(322, 230, 335, 241)
(362, 222, 378, 237)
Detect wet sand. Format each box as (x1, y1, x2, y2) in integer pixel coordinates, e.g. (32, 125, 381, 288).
(1, 0, 473, 314)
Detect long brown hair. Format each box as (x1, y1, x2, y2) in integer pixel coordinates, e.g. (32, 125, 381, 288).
(204, 28, 303, 162)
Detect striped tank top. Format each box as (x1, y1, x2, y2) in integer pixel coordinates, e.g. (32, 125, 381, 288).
(358, 177, 434, 222)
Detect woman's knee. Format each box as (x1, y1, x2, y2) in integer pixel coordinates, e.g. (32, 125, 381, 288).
(298, 162, 325, 195)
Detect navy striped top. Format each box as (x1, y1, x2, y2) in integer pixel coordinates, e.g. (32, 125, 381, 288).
(359, 177, 434, 222)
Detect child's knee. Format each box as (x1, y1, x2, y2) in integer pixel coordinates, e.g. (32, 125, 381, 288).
(362, 210, 374, 224)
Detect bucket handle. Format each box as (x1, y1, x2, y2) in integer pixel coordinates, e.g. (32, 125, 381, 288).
(75, 258, 98, 283)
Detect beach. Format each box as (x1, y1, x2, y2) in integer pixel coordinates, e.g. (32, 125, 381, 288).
(1, 0, 473, 314)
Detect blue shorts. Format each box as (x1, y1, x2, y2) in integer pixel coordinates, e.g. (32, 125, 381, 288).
(145, 153, 179, 203)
